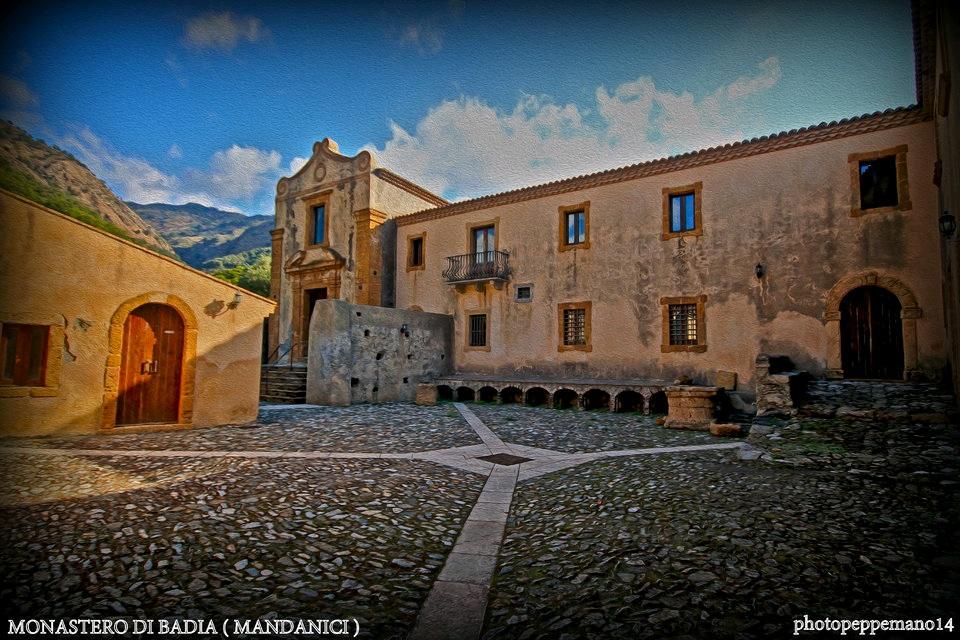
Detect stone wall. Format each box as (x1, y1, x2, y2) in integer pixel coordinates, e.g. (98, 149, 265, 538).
(306, 300, 453, 405)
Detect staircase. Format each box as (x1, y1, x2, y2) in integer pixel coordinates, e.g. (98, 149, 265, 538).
(259, 364, 308, 404)
(799, 379, 957, 423)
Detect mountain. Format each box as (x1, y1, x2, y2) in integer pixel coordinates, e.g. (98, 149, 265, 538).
(0, 121, 175, 254)
(128, 201, 273, 268)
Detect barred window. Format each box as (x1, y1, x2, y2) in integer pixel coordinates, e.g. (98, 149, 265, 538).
(563, 308, 586, 346)
(468, 314, 487, 347)
(669, 304, 698, 345)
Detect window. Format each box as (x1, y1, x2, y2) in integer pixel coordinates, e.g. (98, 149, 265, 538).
(1, 324, 49, 386)
(407, 233, 425, 270)
(558, 202, 590, 251)
(660, 296, 707, 353)
(557, 301, 592, 352)
(468, 314, 488, 348)
(312, 205, 326, 244)
(668, 304, 698, 345)
(304, 193, 331, 247)
(848, 146, 911, 217)
(670, 193, 695, 233)
(515, 284, 533, 302)
(472, 224, 496, 262)
(662, 182, 702, 240)
(858, 156, 898, 210)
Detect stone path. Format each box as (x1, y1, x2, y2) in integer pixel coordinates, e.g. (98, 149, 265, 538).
(0, 402, 743, 639)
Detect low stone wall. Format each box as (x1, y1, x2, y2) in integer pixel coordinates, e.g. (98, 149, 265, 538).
(306, 300, 453, 405)
(754, 354, 807, 417)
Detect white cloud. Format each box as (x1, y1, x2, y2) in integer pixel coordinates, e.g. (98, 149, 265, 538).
(365, 57, 782, 200)
(398, 22, 444, 55)
(189, 145, 281, 200)
(0, 75, 39, 110)
(61, 127, 282, 212)
(288, 156, 308, 175)
(167, 143, 183, 158)
(183, 12, 266, 52)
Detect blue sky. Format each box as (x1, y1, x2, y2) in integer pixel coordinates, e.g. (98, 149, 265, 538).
(0, 0, 916, 215)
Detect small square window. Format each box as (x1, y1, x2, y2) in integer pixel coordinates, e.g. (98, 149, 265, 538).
(858, 156, 898, 210)
(515, 284, 533, 302)
(668, 304, 698, 345)
(468, 314, 488, 348)
(1, 323, 49, 387)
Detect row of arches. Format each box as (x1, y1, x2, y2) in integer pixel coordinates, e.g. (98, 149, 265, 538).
(436, 384, 668, 413)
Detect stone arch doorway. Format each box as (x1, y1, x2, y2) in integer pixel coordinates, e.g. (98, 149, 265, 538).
(825, 272, 920, 380)
(103, 293, 198, 429)
(840, 286, 904, 379)
(117, 304, 184, 425)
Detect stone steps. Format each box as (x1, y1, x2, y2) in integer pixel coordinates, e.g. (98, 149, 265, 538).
(798, 379, 958, 423)
(259, 365, 307, 404)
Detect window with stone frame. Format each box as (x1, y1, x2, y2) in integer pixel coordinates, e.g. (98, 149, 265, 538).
(557, 301, 592, 352)
(660, 296, 706, 353)
(848, 145, 911, 217)
(407, 233, 426, 270)
(558, 202, 590, 251)
(662, 182, 702, 240)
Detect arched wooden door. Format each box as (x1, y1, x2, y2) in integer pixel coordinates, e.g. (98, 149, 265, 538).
(117, 303, 184, 425)
(840, 286, 904, 379)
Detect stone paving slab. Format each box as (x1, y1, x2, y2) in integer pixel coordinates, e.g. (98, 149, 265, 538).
(4, 404, 481, 454)
(471, 405, 724, 453)
(411, 581, 489, 640)
(485, 449, 960, 639)
(0, 453, 484, 639)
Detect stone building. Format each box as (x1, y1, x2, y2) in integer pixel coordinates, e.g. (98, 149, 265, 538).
(267, 0, 960, 405)
(0, 190, 275, 436)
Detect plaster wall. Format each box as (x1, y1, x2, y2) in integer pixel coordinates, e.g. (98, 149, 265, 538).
(306, 300, 452, 405)
(0, 190, 275, 436)
(395, 121, 946, 394)
(934, 1, 960, 396)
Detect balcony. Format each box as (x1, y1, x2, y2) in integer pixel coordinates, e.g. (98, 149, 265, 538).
(443, 250, 511, 285)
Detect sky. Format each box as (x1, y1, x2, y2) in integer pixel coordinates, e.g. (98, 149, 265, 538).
(0, 0, 917, 216)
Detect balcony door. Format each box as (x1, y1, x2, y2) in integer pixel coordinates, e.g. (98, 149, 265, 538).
(472, 225, 495, 263)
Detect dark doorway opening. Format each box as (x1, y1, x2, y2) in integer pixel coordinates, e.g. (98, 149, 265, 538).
(840, 286, 904, 379)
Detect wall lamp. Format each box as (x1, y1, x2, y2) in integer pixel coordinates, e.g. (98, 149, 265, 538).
(755, 263, 765, 279)
(228, 292, 243, 309)
(940, 211, 956, 237)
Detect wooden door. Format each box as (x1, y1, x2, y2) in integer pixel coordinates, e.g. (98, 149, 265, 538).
(840, 286, 904, 379)
(117, 303, 184, 425)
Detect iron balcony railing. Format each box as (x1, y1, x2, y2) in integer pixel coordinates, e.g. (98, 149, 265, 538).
(443, 250, 511, 283)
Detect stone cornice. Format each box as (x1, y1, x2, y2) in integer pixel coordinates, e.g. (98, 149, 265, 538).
(394, 106, 929, 228)
(372, 168, 448, 207)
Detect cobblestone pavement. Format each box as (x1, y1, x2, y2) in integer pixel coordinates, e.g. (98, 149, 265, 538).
(0, 400, 956, 640)
(471, 404, 718, 453)
(0, 453, 483, 639)
(5, 404, 480, 453)
(485, 447, 960, 640)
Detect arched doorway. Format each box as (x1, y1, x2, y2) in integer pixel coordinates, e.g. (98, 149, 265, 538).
(840, 286, 904, 379)
(116, 303, 185, 425)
